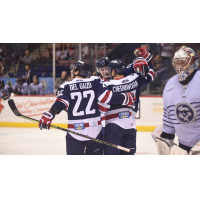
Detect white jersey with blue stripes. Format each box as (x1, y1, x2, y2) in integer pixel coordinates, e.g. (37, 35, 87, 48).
(162, 70, 200, 147)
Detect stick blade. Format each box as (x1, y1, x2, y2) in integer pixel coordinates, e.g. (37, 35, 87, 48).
(8, 99, 21, 116)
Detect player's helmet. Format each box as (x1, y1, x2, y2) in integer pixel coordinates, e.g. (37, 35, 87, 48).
(70, 60, 91, 78)
(172, 46, 199, 82)
(33, 75, 39, 80)
(96, 57, 110, 72)
(0, 79, 5, 88)
(108, 59, 126, 74)
(16, 77, 23, 83)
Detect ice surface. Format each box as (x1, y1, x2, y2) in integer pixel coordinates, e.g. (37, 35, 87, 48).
(0, 127, 179, 155)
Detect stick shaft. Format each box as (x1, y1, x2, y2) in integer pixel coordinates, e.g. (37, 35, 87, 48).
(8, 99, 130, 152)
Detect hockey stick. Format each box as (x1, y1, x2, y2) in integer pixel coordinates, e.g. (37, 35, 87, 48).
(8, 99, 130, 152)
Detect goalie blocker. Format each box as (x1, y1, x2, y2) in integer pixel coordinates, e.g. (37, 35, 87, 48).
(152, 125, 200, 155)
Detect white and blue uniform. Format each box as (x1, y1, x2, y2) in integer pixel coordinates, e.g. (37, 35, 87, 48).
(0, 91, 3, 98)
(13, 82, 29, 95)
(162, 70, 200, 147)
(0, 85, 11, 96)
(28, 83, 45, 95)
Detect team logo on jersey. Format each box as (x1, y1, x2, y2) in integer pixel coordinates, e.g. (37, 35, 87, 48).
(122, 79, 129, 83)
(119, 111, 130, 119)
(175, 102, 197, 124)
(74, 122, 85, 130)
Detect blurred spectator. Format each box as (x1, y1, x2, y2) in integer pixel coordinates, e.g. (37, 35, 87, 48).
(13, 77, 29, 95)
(56, 43, 67, 62)
(22, 64, 34, 85)
(12, 43, 21, 58)
(153, 55, 163, 72)
(20, 50, 33, 65)
(33, 53, 44, 65)
(28, 75, 45, 95)
(161, 43, 175, 60)
(62, 43, 75, 60)
(0, 67, 9, 78)
(197, 50, 200, 68)
(150, 55, 168, 94)
(12, 52, 20, 65)
(0, 48, 5, 67)
(45, 52, 52, 64)
(0, 79, 12, 96)
(82, 44, 89, 58)
(67, 72, 72, 81)
(55, 71, 67, 90)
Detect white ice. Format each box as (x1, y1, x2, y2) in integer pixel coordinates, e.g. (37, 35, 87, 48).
(0, 127, 179, 155)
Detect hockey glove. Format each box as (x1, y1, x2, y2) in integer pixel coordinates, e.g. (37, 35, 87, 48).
(39, 111, 55, 130)
(122, 92, 136, 107)
(133, 58, 149, 76)
(134, 48, 152, 62)
(2, 93, 9, 100)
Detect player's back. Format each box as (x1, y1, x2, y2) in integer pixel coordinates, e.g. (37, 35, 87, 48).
(58, 76, 113, 141)
(100, 73, 141, 130)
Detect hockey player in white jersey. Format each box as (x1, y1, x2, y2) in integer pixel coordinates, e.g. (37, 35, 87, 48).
(152, 46, 200, 155)
(38, 60, 135, 155)
(99, 58, 154, 155)
(28, 75, 45, 95)
(13, 77, 29, 95)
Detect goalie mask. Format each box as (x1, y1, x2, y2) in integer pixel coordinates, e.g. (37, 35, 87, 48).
(172, 46, 199, 82)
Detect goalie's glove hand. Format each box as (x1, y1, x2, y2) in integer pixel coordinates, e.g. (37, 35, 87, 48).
(122, 92, 136, 107)
(39, 111, 55, 130)
(134, 48, 152, 62)
(133, 58, 149, 76)
(2, 93, 9, 100)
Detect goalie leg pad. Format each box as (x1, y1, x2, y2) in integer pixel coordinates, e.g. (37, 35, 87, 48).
(156, 139, 172, 155)
(152, 125, 174, 155)
(189, 140, 200, 155)
(171, 145, 188, 155)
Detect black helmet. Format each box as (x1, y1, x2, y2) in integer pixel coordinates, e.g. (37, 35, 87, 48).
(16, 77, 23, 83)
(108, 59, 126, 74)
(33, 75, 39, 80)
(96, 57, 110, 69)
(70, 60, 91, 78)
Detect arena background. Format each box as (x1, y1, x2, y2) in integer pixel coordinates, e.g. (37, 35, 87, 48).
(1, 43, 200, 131)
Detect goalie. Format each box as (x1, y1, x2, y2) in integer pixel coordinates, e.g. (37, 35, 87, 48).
(152, 46, 200, 155)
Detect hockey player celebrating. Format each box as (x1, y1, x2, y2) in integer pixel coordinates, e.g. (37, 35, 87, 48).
(96, 57, 111, 81)
(38, 60, 135, 155)
(28, 75, 45, 95)
(13, 77, 29, 95)
(96, 57, 112, 138)
(125, 48, 153, 76)
(0, 79, 12, 97)
(152, 46, 200, 155)
(99, 58, 154, 155)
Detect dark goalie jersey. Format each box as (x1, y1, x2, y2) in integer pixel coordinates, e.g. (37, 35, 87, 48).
(98, 69, 154, 130)
(52, 76, 125, 141)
